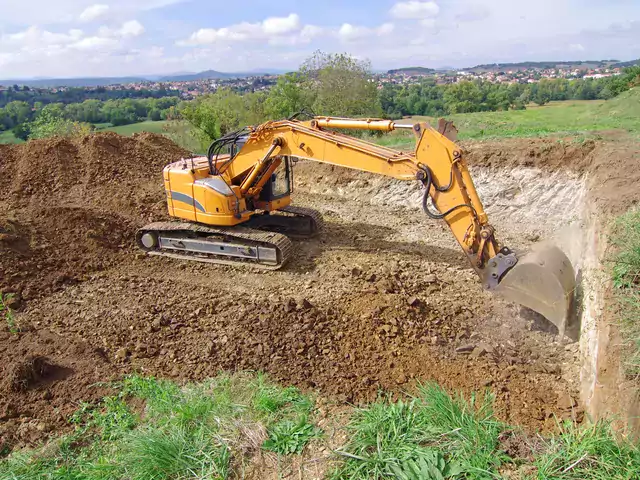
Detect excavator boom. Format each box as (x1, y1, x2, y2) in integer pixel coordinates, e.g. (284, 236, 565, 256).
(138, 115, 576, 333)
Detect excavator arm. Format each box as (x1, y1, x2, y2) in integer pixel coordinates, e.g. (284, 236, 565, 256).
(216, 116, 576, 333)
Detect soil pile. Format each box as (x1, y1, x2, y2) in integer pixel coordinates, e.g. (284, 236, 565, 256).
(0, 132, 190, 299)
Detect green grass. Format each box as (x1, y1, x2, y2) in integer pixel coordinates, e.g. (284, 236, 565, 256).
(2, 373, 640, 479)
(0, 293, 19, 334)
(610, 208, 640, 376)
(0, 372, 319, 480)
(0, 130, 24, 144)
(532, 421, 640, 479)
(332, 384, 640, 480)
(97, 120, 172, 136)
(331, 383, 505, 479)
(379, 88, 640, 147)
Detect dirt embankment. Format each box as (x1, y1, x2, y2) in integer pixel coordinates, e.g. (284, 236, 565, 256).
(1, 132, 638, 452)
(0, 133, 190, 300)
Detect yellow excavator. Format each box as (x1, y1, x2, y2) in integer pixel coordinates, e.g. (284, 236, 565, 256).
(137, 115, 576, 333)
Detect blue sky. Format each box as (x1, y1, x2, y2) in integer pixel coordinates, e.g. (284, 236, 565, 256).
(0, 0, 638, 78)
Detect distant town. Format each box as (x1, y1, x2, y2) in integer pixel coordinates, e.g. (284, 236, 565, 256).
(1, 59, 636, 100)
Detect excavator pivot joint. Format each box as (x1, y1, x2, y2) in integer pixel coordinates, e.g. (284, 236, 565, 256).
(482, 247, 518, 290)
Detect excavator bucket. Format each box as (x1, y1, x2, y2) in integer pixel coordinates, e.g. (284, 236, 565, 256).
(495, 246, 576, 336)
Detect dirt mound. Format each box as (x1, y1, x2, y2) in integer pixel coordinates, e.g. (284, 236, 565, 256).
(2, 356, 59, 393)
(0, 329, 113, 451)
(0, 132, 190, 299)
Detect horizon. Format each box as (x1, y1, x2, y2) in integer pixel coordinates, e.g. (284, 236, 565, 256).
(0, 57, 636, 83)
(0, 1, 639, 79)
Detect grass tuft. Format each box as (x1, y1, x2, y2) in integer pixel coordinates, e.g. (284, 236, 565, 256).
(610, 208, 640, 376)
(0, 293, 19, 334)
(331, 382, 505, 479)
(263, 417, 322, 455)
(531, 420, 640, 479)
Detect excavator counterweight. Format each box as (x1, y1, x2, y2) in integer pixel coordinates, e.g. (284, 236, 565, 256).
(138, 115, 576, 334)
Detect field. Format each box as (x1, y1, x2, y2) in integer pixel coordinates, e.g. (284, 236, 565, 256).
(1, 91, 640, 478)
(96, 120, 172, 135)
(378, 92, 640, 150)
(0, 130, 22, 144)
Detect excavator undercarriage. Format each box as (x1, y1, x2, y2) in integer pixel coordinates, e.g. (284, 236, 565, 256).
(136, 206, 323, 270)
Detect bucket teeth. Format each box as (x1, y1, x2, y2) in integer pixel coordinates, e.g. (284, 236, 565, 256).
(495, 246, 576, 336)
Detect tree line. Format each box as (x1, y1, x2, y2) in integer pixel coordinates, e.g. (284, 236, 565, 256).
(0, 85, 180, 109)
(1, 97, 181, 139)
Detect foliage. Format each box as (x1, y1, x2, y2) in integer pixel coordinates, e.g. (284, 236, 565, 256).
(531, 420, 640, 479)
(264, 72, 313, 119)
(0, 293, 18, 334)
(0, 373, 319, 479)
(27, 104, 92, 140)
(387, 450, 464, 480)
(263, 418, 321, 455)
(0, 85, 180, 109)
(300, 51, 381, 117)
(331, 382, 505, 480)
(179, 88, 264, 151)
(610, 208, 640, 376)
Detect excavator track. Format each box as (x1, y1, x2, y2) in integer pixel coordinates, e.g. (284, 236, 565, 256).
(247, 206, 325, 238)
(136, 222, 293, 270)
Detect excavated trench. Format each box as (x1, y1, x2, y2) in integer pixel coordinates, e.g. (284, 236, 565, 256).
(291, 145, 608, 428)
(0, 134, 635, 452)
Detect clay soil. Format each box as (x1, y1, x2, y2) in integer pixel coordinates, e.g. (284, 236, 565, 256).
(1, 132, 637, 453)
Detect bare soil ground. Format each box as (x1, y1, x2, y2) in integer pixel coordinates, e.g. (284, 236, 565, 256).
(1, 132, 638, 453)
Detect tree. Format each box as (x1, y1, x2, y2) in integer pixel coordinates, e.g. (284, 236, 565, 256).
(265, 73, 313, 119)
(27, 104, 92, 140)
(532, 80, 553, 106)
(443, 81, 483, 113)
(12, 123, 30, 140)
(300, 51, 381, 117)
(3, 101, 32, 127)
(180, 89, 243, 150)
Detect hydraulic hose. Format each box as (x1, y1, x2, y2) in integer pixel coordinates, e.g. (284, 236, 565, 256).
(420, 165, 477, 220)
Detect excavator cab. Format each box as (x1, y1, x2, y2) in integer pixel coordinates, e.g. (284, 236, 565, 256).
(259, 157, 293, 203)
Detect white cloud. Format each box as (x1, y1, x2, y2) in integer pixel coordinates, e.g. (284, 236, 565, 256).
(118, 20, 145, 37)
(70, 36, 118, 50)
(390, 1, 439, 19)
(569, 43, 585, 52)
(79, 4, 110, 22)
(1, 0, 188, 26)
(179, 13, 306, 46)
(2, 26, 84, 46)
(338, 23, 395, 42)
(97, 20, 146, 39)
(262, 14, 300, 35)
(421, 18, 437, 28)
(300, 25, 324, 41)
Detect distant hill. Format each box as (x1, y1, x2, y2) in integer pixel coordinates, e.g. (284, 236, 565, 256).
(0, 69, 276, 88)
(159, 69, 280, 81)
(159, 70, 237, 82)
(387, 67, 436, 75)
(611, 59, 640, 68)
(464, 60, 621, 73)
(0, 77, 148, 88)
